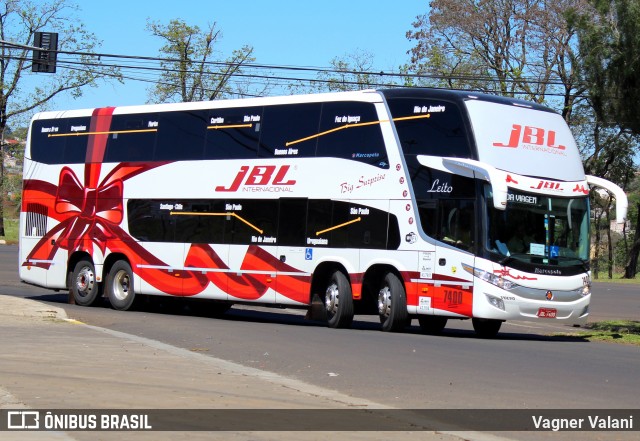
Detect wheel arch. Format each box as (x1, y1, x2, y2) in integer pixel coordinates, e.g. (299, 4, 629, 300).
(361, 263, 405, 311)
(66, 251, 93, 288)
(103, 252, 130, 279)
(309, 260, 350, 303)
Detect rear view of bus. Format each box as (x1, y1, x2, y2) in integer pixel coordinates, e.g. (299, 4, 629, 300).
(383, 89, 627, 336)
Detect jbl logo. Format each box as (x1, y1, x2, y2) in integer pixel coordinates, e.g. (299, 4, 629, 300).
(493, 124, 566, 150)
(532, 180, 562, 190)
(215, 165, 296, 192)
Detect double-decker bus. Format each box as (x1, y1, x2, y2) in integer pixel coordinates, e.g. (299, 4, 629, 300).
(19, 88, 627, 337)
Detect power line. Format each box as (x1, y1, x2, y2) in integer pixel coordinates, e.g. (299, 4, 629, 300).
(0, 40, 573, 90)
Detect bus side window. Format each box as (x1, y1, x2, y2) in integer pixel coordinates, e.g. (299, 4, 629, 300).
(226, 199, 278, 245)
(386, 98, 472, 158)
(417, 200, 438, 239)
(105, 115, 157, 163)
(205, 107, 263, 159)
(63, 117, 91, 163)
(442, 203, 474, 250)
(317, 101, 389, 168)
(277, 199, 308, 246)
(155, 111, 207, 161)
(260, 104, 321, 158)
(30, 119, 66, 164)
(175, 201, 226, 244)
(127, 199, 175, 242)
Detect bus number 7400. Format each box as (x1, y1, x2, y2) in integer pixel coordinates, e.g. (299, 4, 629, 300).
(443, 289, 463, 306)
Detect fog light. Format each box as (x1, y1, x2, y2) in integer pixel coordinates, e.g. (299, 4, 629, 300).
(485, 294, 505, 311)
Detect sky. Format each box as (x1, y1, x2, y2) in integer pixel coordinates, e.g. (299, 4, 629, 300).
(43, 0, 427, 111)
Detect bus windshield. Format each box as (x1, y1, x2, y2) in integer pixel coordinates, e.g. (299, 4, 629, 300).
(484, 186, 590, 268)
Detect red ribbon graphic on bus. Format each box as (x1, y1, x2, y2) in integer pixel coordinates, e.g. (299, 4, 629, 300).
(22, 107, 310, 303)
(54, 166, 123, 254)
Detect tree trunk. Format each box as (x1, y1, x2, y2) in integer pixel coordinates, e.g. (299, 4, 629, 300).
(607, 205, 613, 279)
(0, 139, 5, 237)
(623, 202, 640, 278)
(592, 208, 603, 279)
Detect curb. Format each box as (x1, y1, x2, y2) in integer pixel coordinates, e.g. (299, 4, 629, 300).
(0, 295, 68, 320)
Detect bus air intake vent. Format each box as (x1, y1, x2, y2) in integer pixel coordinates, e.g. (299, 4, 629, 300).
(25, 203, 48, 237)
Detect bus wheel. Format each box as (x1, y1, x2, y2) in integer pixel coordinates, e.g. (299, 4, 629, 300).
(472, 318, 502, 338)
(418, 316, 448, 334)
(106, 261, 136, 311)
(324, 270, 354, 328)
(70, 259, 100, 306)
(378, 273, 408, 332)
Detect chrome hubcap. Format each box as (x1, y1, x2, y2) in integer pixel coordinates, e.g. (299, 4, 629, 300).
(325, 283, 339, 315)
(112, 270, 130, 301)
(76, 267, 95, 297)
(378, 286, 391, 317)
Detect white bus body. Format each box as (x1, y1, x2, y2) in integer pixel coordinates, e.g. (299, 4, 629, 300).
(19, 88, 627, 336)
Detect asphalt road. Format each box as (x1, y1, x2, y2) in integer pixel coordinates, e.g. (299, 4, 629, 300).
(2, 244, 639, 441)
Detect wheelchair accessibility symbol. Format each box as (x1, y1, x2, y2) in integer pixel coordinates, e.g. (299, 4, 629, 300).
(305, 248, 313, 260)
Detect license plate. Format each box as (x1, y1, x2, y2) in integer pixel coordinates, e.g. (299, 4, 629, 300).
(537, 308, 557, 318)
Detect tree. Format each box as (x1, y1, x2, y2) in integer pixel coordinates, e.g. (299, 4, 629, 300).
(406, 1, 638, 277)
(288, 49, 396, 94)
(406, 0, 588, 114)
(570, 0, 640, 277)
(316, 49, 380, 92)
(146, 19, 256, 103)
(0, 0, 121, 236)
(571, 0, 640, 135)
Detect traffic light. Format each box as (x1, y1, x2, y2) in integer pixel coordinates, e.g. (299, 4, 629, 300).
(32, 32, 58, 73)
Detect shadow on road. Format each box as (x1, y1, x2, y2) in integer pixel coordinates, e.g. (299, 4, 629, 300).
(25, 291, 590, 343)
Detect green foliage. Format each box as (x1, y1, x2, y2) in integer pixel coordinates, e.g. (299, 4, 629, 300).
(571, 0, 640, 135)
(555, 321, 640, 345)
(146, 19, 255, 103)
(582, 321, 640, 345)
(405, 0, 583, 105)
(0, 218, 18, 243)
(0, 0, 121, 236)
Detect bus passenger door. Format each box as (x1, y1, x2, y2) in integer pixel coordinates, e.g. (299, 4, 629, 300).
(437, 200, 475, 317)
(423, 199, 475, 318)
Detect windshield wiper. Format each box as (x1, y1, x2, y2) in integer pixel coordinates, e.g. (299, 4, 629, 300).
(552, 255, 590, 272)
(500, 255, 514, 266)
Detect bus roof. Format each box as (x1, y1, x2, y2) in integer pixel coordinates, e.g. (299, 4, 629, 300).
(31, 88, 557, 120)
(379, 88, 556, 114)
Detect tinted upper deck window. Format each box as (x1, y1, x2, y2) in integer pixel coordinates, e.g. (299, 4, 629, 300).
(104, 114, 158, 162)
(154, 110, 207, 161)
(204, 107, 263, 159)
(30, 117, 91, 164)
(317, 101, 388, 168)
(387, 98, 473, 158)
(260, 103, 321, 158)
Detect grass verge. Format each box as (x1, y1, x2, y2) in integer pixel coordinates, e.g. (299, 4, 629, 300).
(0, 218, 18, 244)
(559, 321, 640, 345)
(592, 275, 640, 284)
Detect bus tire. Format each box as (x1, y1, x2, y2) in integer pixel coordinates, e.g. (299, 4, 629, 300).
(472, 318, 502, 338)
(418, 316, 448, 334)
(106, 261, 136, 311)
(70, 259, 101, 306)
(324, 270, 354, 329)
(378, 272, 408, 332)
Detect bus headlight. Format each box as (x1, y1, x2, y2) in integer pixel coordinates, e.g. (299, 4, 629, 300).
(463, 264, 519, 291)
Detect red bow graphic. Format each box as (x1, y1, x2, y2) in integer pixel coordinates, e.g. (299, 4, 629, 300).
(22, 162, 160, 268)
(54, 166, 123, 255)
(21, 107, 310, 301)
